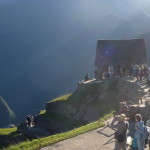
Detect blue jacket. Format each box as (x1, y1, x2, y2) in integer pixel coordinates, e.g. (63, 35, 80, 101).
(135, 121, 144, 139)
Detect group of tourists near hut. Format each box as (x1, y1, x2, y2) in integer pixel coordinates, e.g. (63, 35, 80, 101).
(98, 64, 150, 81)
(111, 107, 150, 150)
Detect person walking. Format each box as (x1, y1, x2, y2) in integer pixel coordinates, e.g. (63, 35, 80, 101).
(111, 114, 128, 150)
(135, 114, 145, 150)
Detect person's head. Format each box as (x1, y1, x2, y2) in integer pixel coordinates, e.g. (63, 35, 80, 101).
(135, 114, 142, 122)
(119, 114, 126, 122)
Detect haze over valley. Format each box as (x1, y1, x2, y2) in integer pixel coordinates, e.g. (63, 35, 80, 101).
(1, 0, 150, 122)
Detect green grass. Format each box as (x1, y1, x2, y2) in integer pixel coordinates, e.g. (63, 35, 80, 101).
(5, 111, 114, 150)
(48, 94, 71, 103)
(0, 127, 17, 135)
(39, 110, 46, 115)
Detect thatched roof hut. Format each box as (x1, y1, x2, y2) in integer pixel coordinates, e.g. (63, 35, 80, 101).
(95, 39, 147, 69)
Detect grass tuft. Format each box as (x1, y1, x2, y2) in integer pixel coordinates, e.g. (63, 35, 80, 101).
(48, 94, 71, 103)
(39, 110, 46, 115)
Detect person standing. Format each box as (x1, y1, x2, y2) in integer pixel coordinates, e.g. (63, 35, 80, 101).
(148, 129, 150, 150)
(111, 114, 128, 150)
(135, 114, 145, 150)
(146, 119, 150, 150)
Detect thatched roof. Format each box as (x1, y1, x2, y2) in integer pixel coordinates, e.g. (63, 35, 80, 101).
(95, 39, 146, 68)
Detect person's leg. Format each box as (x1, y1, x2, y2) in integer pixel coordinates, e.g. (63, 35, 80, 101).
(137, 139, 144, 150)
(149, 140, 150, 150)
(122, 140, 127, 150)
(115, 140, 121, 150)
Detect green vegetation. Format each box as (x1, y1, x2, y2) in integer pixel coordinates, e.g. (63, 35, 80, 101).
(0, 127, 17, 135)
(0, 127, 32, 149)
(48, 94, 71, 103)
(5, 111, 114, 150)
(39, 110, 46, 115)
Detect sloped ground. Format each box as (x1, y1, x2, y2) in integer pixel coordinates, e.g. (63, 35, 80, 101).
(40, 77, 143, 133)
(40, 78, 150, 150)
(40, 118, 149, 150)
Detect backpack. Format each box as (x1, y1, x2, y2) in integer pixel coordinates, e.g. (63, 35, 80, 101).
(131, 138, 138, 149)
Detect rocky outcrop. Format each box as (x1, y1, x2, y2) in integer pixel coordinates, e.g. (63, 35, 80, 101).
(38, 77, 150, 133)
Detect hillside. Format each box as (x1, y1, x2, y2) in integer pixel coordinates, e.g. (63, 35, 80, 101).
(0, 96, 16, 127)
(36, 77, 146, 133)
(1, 1, 150, 122)
(3, 77, 150, 150)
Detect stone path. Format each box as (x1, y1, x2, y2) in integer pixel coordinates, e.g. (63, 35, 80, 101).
(40, 119, 149, 150)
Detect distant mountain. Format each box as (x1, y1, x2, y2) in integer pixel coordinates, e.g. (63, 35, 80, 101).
(1, 5, 150, 123)
(0, 96, 16, 127)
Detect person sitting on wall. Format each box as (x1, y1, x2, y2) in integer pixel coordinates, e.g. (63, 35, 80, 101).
(26, 115, 31, 126)
(84, 73, 90, 82)
(122, 66, 126, 76)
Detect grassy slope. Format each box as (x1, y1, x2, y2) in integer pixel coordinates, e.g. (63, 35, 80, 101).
(3, 85, 118, 150)
(47, 94, 71, 103)
(5, 112, 114, 150)
(0, 127, 17, 135)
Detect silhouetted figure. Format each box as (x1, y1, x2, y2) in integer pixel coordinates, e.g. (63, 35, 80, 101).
(122, 66, 126, 76)
(116, 66, 121, 78)
(94, 69, 97, 79)
(84, 73, 89, 82)
(144, 67, 149, 81)
(135, 66, 139, 81)
(26, 115, 31, 126)
(129, 65, 134, 77)
(139, 68, 144, 81)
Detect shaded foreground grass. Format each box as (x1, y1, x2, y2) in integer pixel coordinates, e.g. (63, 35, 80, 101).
(5, 112, 114, 150)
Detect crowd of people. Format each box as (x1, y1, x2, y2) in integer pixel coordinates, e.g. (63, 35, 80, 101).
(100, 65, 150, 81)
(111, 108, 150, 150)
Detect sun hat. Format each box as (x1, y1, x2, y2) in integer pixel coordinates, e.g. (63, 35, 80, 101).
(119, 114, 126, 121)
